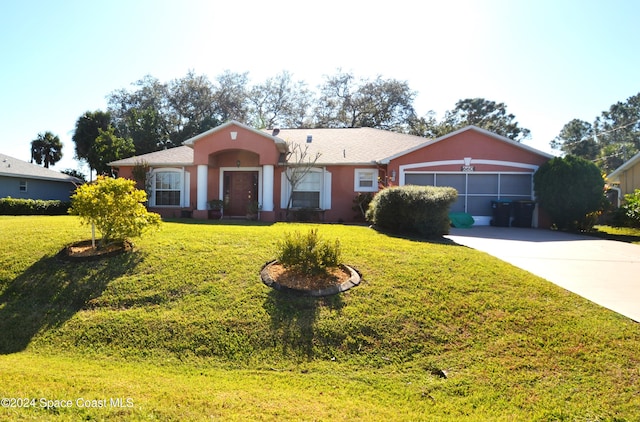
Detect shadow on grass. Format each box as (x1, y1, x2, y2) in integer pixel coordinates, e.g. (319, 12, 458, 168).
(0, 250, 142, 354)
(164, 217, 275, 227)
(587, 229, 640, 244)
(263, 290, 344, 358)
(369, 225, 460, 246)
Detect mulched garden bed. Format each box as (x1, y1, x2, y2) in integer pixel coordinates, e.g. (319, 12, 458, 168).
(260, 261, 361, 296)
(57, 239, 133, 262)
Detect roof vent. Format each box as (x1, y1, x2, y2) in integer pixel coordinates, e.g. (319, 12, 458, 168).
(306, 134, 312, 143)
(272, 128, 280, 136)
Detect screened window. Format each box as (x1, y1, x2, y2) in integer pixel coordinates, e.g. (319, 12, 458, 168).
(19, 180, 28, 192)
(154, 171, 181, 206)
(292, 171, 322, 208)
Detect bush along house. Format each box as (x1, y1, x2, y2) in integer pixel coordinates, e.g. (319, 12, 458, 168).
(109, 121, 553, 226)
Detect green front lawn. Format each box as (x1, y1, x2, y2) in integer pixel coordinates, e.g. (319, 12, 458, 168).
(592, 225, 640, 244)
(0, 216, 638, 421)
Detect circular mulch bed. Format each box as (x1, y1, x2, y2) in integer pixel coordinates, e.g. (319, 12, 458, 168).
(57, 239, 133, 262)
(260, 260, 361, 296)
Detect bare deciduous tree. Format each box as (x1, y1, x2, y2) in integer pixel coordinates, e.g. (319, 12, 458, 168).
(283, 142, 321, 219)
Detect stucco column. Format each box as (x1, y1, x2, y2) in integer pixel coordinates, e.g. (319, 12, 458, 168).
(262, 164, 274, 212)
(197, 164, 208, 211)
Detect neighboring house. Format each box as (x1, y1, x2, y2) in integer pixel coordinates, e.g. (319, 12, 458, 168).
(109, 121, 552, 226)
(607, 150, 640, 203)
(0, 153, 81, 201)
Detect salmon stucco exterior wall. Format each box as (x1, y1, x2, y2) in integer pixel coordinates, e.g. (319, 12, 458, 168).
(386, 129, 550, 178)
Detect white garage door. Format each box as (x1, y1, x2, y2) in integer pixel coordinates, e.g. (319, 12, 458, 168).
(404, 172, 533, 216)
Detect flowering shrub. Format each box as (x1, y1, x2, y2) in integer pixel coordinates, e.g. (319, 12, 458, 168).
(69, 176, 161, 247)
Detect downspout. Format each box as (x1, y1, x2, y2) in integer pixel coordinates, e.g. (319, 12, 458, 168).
(376, 163, 388, 187)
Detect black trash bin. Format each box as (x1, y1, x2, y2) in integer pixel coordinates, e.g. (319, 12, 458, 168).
(490, 199, 512, 227)
(512, 200, 535, 228)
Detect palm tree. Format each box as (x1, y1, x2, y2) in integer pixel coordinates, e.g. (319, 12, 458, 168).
(30, 132, 63, 168)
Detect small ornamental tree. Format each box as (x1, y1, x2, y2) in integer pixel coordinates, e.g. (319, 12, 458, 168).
(533, 155, 605, 230)
(69, 176, 161, 248)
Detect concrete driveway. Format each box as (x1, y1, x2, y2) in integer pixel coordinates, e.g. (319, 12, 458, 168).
(445, 226, 640, 322)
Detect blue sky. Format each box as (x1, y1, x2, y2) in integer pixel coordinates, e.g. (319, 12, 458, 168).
(1, 0, 639, 174)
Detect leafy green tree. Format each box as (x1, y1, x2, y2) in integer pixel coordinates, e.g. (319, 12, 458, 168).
(407, 111, 446, 138)
(167, 71, 220, 144)
(107, 71, 251, 153)
(249, 71, 312, 129)
(108, 75, 173, 153)
(534, 155, 605, 230)
(552, 92, 640, 173)
(313, 70, 416, 131)
(93, 126, 135, 175)
(594, 93, 640, 172)
(439, 98, 531, 141)
(69, 176, 161, 248)
(212, 70, 250, 124)
(72, 110, 111, 173)
(30, 131, 63, 168)
(550, 119, 598, 160)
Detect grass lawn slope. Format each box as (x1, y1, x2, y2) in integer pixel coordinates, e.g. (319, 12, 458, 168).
(1, 216, 639, 421)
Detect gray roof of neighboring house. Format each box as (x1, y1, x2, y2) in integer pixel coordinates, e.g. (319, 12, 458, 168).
(0, 153, 81, 183)
(108, 146, 194, 167)
(607, 150, 640, 182)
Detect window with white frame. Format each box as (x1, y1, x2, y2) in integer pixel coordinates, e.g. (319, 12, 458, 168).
(19, 180, 28, 192)
(354, 169, 378, 192)
(292, 170, 322, 208)
(153, 171, 182, 206)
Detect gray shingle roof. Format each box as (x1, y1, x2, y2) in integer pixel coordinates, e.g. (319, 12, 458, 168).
(271, 127, 427, 165)
(108, 128, 426, 167)
(0, 153, 81, 183)
(108, 146, 194, 167)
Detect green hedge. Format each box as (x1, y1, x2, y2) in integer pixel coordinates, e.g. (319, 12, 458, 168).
(0, 197, 70, 215)
(366, 185, 458, 237)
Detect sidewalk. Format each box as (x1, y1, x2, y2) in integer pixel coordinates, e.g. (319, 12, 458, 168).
(445, 227, 640, 322)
